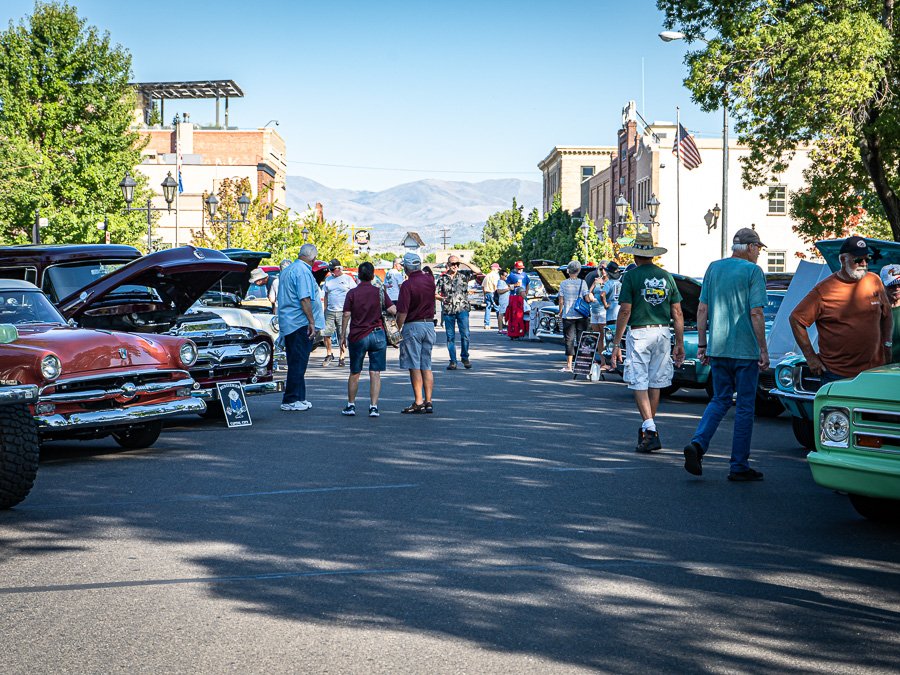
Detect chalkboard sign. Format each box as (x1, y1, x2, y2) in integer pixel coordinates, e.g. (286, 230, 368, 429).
(573, 331, 601, 380)
(216, 382, 253, 428)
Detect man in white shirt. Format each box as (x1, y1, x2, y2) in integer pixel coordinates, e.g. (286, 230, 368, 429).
(322, 259, 357, 366)
(384, 257, 405, 302)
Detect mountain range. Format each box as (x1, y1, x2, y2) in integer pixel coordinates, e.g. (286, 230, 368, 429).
(285, 176, 541, 250)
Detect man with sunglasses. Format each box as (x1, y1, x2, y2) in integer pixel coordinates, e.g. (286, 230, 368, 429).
(789, 236, 892, 387)
(435, 255, 472, 369)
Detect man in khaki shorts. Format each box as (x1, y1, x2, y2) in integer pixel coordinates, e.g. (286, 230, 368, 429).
(610, 232, 685, 453)
(395, 253, 438, 414)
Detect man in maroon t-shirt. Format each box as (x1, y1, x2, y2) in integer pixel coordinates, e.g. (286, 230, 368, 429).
(395, 252, 437, 414)
(340, 262, 396, 418)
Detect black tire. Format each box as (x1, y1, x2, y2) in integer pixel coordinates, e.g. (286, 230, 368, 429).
(200, 400, 226, 419)
(791, 417, 816, 449)
(848, 494, 900, 522)
(0, 403, 40, 509)
(112, 421, 163, 450)
(659, 383, 681, 397)
(755, 393, 785, 418)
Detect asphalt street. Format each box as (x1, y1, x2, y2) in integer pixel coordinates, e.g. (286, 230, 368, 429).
(1, 328, 898, 673)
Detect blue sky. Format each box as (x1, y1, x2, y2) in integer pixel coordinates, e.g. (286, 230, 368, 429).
(2, 0, 720, 191)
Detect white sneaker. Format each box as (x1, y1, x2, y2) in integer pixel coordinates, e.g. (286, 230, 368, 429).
(281, 400, 312, 411)
(342, 403, 356, 416)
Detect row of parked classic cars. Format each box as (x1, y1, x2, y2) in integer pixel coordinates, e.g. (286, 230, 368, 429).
(531, 237, 900, 522)
(0, 243, 307, 510)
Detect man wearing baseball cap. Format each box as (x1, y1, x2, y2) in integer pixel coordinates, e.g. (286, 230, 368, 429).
(507, 260, 529, 297)
(790, 235, 892, 387)
(395, 252, 438, 413)
(881, 263, 900, 363)
(683, 227, 769, 481)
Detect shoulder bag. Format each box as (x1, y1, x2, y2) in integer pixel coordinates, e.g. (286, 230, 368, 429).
(379, 286, 403, 346)
(572, 280, 592, 319)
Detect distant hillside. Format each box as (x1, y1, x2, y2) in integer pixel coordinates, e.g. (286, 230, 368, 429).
(285, 176, 541, 250)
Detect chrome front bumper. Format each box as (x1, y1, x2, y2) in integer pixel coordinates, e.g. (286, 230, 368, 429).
(35, 397, 207, 430)
(769, 388, 816, 402)
(0, 385, 38, 405)
(192, 380, 284, 401)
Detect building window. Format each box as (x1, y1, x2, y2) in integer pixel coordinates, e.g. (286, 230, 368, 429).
(581, 166, 594, 181)
(768, 185, 787, 214)
(768, 250, 786, 273)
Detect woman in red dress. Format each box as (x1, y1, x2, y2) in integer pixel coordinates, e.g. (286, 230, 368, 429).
(505, 288, 527, 339)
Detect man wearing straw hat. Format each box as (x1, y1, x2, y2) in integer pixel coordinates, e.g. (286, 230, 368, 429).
(610, 232, 685, 454)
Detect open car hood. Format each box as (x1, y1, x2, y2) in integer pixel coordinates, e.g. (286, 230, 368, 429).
(672, 274, 701, 325)
(215, 248, 270, 299)
(57, 246, 246, 322)
(532, 265, 598, 294)
(816, 237, 900, 271)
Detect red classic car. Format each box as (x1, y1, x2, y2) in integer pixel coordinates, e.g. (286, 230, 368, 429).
(0, 279, 204, 449)
(0, 245, 283, 415)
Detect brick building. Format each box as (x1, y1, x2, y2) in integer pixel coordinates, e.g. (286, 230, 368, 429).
(131, 80, 287, 249)
(537, 146, 615, 216)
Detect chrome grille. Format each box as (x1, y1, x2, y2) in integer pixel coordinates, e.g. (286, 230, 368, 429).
(795, 365, 824, 394)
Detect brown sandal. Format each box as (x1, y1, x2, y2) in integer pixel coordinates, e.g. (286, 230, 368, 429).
(401, 402, 426, 414)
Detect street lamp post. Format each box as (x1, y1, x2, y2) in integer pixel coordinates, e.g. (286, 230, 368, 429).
(301, 227, 310, 243)
(579, 219, 590, 259)
(119, 172, 178, 252)
(659, 30, 729, 258)
(204, 192, 251, 249)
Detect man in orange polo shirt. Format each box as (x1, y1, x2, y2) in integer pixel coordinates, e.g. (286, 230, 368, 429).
(790, 236, 893, 384)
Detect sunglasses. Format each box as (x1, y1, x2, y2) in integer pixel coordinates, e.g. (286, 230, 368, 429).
(449, 262, 460, 267)
(853, 256, 871, 264)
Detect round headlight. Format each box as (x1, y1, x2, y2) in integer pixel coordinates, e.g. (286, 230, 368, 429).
(40, 354, 61, 381)
(539, 317, 550, 329)
(777, 367, 794, 389)
(271, 316, 279, 334)
(180, 341, 198, 367)
(821, 409, 850, 444)
(253, 342, 271, 366)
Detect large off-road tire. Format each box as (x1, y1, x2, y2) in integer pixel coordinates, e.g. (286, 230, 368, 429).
(755, 393, 785, 418)
(791, 417, 816, 449)
(0, 403, 41, 509)
(112, 421, 163, 450)
(848, 494, 900, 522)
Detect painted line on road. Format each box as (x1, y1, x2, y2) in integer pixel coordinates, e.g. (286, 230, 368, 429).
(0, 557, 768, 596)
(16, 483, 419, 512)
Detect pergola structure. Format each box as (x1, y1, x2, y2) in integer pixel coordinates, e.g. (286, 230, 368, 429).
(132, 80, 244, 128)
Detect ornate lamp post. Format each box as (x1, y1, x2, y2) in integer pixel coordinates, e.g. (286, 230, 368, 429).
(119, 172, 178, 252)
(302, 226, 310, 243)
(205, 191, 251, 249)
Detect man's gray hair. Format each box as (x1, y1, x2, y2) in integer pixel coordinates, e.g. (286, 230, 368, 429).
(731, 243, 750, 252)
(567, 260, 582, 275)
(298, 243, 318, 260)
(393, 257, 403, 265)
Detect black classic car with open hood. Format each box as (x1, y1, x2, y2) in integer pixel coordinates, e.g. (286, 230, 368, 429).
(0, 245, 283, 413)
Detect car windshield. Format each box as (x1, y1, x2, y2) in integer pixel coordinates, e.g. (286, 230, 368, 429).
(245, 284, 267, 300)
(764, 292, 784, 322)
(44, 261, 160, 303)
(0, 290, 66, 325)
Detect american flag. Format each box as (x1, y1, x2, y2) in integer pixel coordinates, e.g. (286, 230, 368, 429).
(673, 123, 702, 170)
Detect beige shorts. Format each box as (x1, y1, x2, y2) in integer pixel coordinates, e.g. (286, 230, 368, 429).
(623, 326, 674, 391)
(322, 309, 343, 337)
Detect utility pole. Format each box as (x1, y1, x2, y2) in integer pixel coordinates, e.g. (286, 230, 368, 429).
(440, 227, 451, 249)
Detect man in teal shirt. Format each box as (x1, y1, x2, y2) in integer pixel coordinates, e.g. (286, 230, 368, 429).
(684, 228, 769, 481)
(278, 243, 326, 411)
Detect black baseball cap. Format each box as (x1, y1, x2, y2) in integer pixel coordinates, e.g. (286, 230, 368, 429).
(328, 258, 342, 270)
(839, 236, 872, 256)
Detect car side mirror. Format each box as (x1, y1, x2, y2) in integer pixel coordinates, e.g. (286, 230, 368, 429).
(67, 318, 77, 328)
(0, 324, 19, 343)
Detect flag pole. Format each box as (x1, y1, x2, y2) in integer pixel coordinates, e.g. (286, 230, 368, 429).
(175, 116, 181, 248)
(676, 106, 681, 274)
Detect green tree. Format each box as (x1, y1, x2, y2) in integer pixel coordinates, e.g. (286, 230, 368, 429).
(473, 198, 528, 270)
(0, 2, 148, 245)
(658, 0, 900, 241)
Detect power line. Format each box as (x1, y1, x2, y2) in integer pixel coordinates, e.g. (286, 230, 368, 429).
(287, 159, 540, 175)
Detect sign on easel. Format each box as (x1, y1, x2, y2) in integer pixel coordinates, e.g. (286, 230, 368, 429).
(572, 331, 601, 380)
(216, 382, 252, 428)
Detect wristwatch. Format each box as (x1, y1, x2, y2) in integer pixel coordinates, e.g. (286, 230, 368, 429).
(884, 341, 893, 348)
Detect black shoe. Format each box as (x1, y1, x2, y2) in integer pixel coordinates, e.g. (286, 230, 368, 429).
(462, 358, 472, 369)
(322, 355, 334, 367)
(728, 468, 764, 482)
(424, 401, 433, 414)
(447, 362, 457, 370)
(636, 429, 662, 453)
(401, 402, 427, 414)
(338, 357, 346, 367)
(341, 403, 356, 416)
(683, 441, 704, 476)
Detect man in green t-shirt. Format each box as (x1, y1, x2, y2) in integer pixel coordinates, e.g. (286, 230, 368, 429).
(880, 264, 900, 363)
(610, 232, 685, 453)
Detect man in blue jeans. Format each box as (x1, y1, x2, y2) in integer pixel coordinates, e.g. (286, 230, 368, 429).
(277, 243, 325, 411)
(684, 228, 770, 481)
(435, 255, 472, 369)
